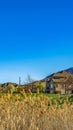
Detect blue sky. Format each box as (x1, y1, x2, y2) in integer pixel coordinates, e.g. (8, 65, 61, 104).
(0, 0, 73, 83)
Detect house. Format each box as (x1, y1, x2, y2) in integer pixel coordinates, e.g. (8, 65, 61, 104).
(45, 71, 73, 94)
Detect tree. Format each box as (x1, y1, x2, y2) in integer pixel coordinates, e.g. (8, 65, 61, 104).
(36, 82, 46, 93)
(25, 75, 34, 84)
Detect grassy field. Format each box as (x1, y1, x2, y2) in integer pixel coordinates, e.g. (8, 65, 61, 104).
(0, 92, 73, 130)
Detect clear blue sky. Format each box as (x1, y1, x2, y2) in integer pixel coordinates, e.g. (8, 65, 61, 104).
(0, 0, 73, 83)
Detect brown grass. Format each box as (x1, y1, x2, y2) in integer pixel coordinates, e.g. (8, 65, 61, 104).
(0, 92, 73, 130)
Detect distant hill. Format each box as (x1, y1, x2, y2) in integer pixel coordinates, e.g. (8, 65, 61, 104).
(64, 67, 73, 74)
(43, 67, 73, 81)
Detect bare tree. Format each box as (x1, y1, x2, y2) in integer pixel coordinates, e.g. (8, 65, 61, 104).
(26, 75, 34, 84)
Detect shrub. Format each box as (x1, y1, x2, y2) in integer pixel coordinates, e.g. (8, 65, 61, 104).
(3, 84, 15, 93)
(0, 93, 73, 130)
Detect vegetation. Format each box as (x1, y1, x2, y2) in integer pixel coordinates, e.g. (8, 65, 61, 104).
(36, 82, 46, 92)
(0, 91, 73, 130)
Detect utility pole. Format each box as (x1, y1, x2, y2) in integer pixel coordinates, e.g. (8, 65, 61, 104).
(19, 77, 21, 87)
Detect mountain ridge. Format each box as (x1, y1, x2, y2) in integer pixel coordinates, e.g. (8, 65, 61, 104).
(43, 67, 73, 81)
(64, 67, 73, 74)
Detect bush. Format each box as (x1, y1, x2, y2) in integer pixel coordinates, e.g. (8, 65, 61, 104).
(3, 84, 15, 93)
(36, 82, 44, 93)
(16, 86, 25, 93)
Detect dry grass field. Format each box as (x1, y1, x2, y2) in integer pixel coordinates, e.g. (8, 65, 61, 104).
(0, 91, 73, 130)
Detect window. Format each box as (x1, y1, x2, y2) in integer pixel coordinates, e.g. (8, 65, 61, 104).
(50, 84, 54, 89)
